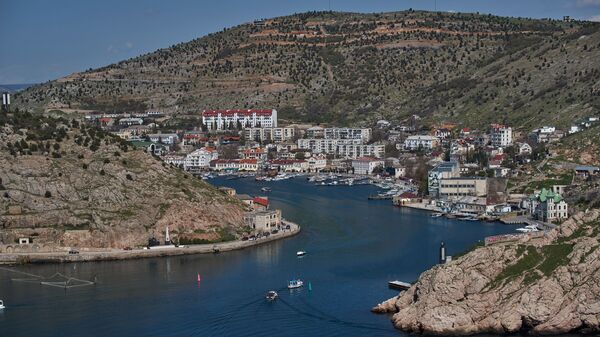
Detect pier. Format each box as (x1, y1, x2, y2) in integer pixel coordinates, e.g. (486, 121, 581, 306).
(388, 280, 412, 291)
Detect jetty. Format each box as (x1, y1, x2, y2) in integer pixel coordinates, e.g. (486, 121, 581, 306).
(388, 280, 412, 290)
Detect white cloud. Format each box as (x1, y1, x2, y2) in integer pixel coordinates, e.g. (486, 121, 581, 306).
(590, 14, 600, 21)
(577, 0, 600, 7)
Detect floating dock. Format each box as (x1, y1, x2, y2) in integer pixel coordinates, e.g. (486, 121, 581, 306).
(388, 280, 412, 290)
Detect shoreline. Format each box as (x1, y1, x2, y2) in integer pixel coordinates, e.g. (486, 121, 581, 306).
(0, 221, 300, 265)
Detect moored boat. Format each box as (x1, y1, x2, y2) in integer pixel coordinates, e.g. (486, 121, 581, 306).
(0, 300, 5, 309)
(296, 251, 307, 257)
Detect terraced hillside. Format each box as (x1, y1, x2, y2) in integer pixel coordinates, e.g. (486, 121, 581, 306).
(13, 10, 600, 129)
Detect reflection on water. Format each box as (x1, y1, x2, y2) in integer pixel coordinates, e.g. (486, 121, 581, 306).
(0, 177, 521, 337)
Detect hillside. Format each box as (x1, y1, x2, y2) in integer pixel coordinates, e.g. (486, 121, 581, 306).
(0, 111, 245, 250)
(373, 210, 600, 335)
(13, 10, 600, 129)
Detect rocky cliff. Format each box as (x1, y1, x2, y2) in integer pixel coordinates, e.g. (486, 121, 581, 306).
(0, 111, 245, 251)
(373, 210, 600, 335)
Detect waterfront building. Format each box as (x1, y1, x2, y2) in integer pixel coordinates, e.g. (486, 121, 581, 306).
(352, 157, 384, 175)
(184, 147, 218, 171)
(307, 154, 327, 172)
(529, 188, 569, 222)
(202, 109, 277, 130)
(428, 161, 460, 197)
(490, 124, 512, 148)
(268, 159, 308, 172)
(452, 196, 495, 215)
(439, 177, 488, 198)
(252, 197, 269, 211)
(403, 135, 439, 151)
(244, 209, 282, 232)
(210, 159, 258, 172)
(393, 192, 421, 206)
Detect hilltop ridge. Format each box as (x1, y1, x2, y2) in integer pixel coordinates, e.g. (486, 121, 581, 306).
(13, 10, 600, 129)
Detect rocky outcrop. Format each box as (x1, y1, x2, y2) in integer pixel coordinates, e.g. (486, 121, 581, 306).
(0, 115, 245, 249)
(373, 209, 600, 335)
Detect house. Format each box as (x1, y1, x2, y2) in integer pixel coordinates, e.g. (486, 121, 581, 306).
(163, 155, 185, 168)
(148, 133, 179, 145)
(376, 120, 391, 128)
(184, 147, 218, 171)
(403, 135, 439, 151)
(352, 157, 384, 175)
(530, 188, 569, 223)
(529, 126, 564, 144)
(434, 128, 451, 140)
(237, 194, 254, 207)
(307, 155, 327, 172)
(489, 124, 512, 148)
(517, 142, 533, 155)
(118, 117, 144, 126)
(575, 166, 600, 178)
(239, 147, 267, 161)
(252, 197, 269, 211)
(244, 209, 282, 232)
(452, 196, 494, 215)
(219, 187, 236, 196)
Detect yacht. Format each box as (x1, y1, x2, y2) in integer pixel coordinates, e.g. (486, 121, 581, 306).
(265, 291, 278, 301)
(287, 279, 304, 289)
(516, 224, 540, 233)
(296, 251, 307, 257)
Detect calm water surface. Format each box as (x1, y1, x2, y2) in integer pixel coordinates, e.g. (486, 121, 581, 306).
(0, 177, 520, 336)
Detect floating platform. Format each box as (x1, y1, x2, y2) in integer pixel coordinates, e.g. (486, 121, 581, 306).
(388, 280, 412, 290)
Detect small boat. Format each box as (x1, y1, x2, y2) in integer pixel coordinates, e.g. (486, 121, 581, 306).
(265, 291, 278, 301)
(296, 251, 307, 257)
(430, 213, 443, 218)
(287, 279, 304, 289)
(261, 187, 272, 192)
(0, 300, 5, 309)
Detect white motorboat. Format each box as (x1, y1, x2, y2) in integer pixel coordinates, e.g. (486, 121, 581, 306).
(296, 251, 307, 257)
(0, 300, 5, 309)
(287, 279, 304, 289)
(265, 291, 278, 301)
(516, 224, 540, 233)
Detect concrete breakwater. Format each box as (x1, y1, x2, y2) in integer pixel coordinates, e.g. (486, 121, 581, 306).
(0, 221, 300, 265)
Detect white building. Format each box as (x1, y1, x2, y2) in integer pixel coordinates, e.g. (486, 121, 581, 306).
(184, 147, 218, 171)
(352, 157, 384, 175)
(202, 109, 277, 130)
(490, 124, 512, 148)
(403, 135, 439, 151)
(148, 133, 179, 145)
(324, 127, 371, 142)
(244, 127, 295, 143)
(307, 155, 327, 172)
(297, 138, 384, 159)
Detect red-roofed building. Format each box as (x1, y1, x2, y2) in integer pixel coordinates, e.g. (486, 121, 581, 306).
(393, 192, 422, 206)
(252, 197, 269, 211)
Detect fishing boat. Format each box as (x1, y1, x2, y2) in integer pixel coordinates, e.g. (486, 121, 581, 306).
(0, 300, 5, 309)
(287, 279, 304, 289)
(296, 251, 307, 257)
(265, 291, 278, 301)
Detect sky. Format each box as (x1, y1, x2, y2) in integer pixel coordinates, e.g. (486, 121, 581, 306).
(1, 0, 600, 84)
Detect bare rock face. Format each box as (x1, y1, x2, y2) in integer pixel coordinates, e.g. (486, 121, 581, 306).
(374, 209, 600, 335)
(0, 117, 245, 249)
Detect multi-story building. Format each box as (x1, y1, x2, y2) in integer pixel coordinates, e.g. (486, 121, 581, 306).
(529, 188, 569, 222)
(428, 161, 460, 197)
(297, 138, 384, 159)
(202, 109, 277, 130)
(118, 117, 144, 126)
(209, 159, 258, 172)
(244, 127, 295, 143)
(238, 147, 267, 161)
(528, 126, 564, 144)
(324, 128, 371, 142)
(403, 135, 439, 151)
(184, 147, 218, 171)
(268, 159, 309, 172)
(490, 124, 512, 148)
(307, 155, 327, 172)
(439, 177, 488, 198)
(244, 209, 282, 232)
(352, 157, 385, 175)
